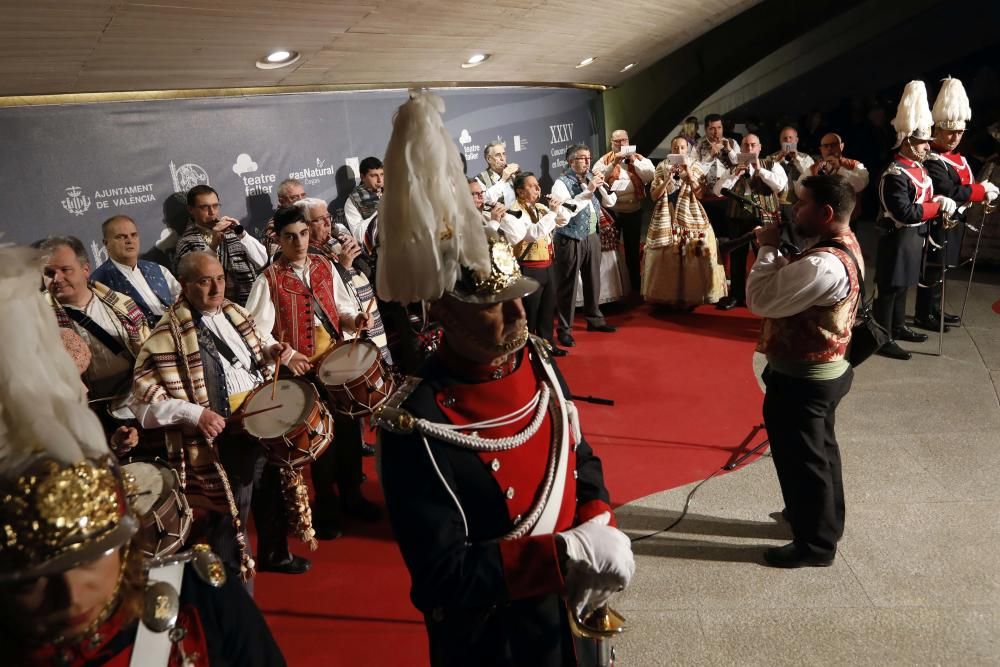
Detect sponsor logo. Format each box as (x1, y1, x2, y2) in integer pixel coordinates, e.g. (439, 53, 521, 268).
(514, 135, 527, 152)
(169, 160, 210, 192)
(459, 130, 481, 161)
(549, 123, 574, 144)
(232, 153, 276, 195)
(93, 183, 156, 210)
(61, 186, 91, 216)
(288, 157, 337, 185)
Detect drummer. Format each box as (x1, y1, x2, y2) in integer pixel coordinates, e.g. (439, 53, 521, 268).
(39, 235, 151, 455)
(246, 205, 383, 540)
(131, 251, 308, 586)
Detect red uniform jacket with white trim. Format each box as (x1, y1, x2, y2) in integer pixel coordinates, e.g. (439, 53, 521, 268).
(925, 148, 986, 205)
(378, 337, 614, 667)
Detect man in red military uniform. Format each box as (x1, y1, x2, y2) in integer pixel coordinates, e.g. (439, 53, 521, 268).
(916, 77, 1000, 330)
(873, 81, 958, 360)
(374, 92, 634, 667)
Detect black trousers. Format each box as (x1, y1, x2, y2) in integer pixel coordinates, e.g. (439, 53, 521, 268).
(521, 264, 556, 343)
(615, 209, 643, 292)
(554, 232, 605, 336)
(874, 284, 908, 332)
(311, 411, 364, 520)
(762, 365, 853, 559)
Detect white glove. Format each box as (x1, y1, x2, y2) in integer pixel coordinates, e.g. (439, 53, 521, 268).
(933, 195, 957, 216)
(982, 181, 999, 203)
(558, 512, 635, 616)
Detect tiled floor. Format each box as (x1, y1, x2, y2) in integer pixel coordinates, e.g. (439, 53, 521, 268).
(610, 269, 1000, 666)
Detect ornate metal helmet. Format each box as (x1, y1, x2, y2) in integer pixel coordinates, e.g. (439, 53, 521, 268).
(0, 246, 137, 583)
(449, 230, 539, 304)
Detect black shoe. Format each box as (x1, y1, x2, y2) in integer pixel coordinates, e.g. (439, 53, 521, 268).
(549, 346, 568, 357)
(361, 443, 376, 457)
(586, 322, 617, 333)
(912, 316, 950, 333)
(314, 522, 343, 540)
(257, 554, 312, 574)
(876, 341, 912, 360)
(942, 312, 961, 325)
(892, 326, 928, 343)
(715, 296, 738, 311)
(342, 496, 383, 523)
(763, 543, 834, 568)
(557, 332, 576, 347)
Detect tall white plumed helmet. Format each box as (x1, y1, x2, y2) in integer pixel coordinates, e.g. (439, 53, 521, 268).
(932, 76, 971, 132)
(891, 80, 934, 148)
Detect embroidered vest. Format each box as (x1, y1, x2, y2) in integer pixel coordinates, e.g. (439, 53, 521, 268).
(262, 258, 341, 358)
(91, 259, 174, 324)
(510, 202, 554, 264)
(555, 171, 600, 240)
(727, 157, 783, 226)
(756, 232, 864, 363)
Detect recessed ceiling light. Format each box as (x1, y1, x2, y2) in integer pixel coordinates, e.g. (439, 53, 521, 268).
(256, 50, 300, 69)
(462, 53, 490, 68)
(576, 57, 596, 69)
(620, 62, 636, 73)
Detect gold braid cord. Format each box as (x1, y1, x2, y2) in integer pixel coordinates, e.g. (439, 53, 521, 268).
(211, 460, 255, 581)
(279, 468, 318, 551)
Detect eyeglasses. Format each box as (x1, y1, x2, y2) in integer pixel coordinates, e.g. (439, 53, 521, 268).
(571, 157, 592, 162)
(286, 192, 306, 202)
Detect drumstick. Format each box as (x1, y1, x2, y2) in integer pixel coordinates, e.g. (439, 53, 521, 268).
(271, 334, 285, 400)
(350, 300, 377, 355)
(229, 403, 284, 422)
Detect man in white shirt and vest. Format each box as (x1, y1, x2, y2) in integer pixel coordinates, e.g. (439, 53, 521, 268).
(90, 214, 182, 325)
(747, 175, 863, 568)
(592, 129, 655, 293)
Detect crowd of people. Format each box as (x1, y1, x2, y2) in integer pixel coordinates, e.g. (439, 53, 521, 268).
(1, 76, 997, 666)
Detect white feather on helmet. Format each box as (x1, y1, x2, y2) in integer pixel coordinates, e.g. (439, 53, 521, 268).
(376, 90, 491, 304)
(0, 246, 109, 477)
(891, 80, 934, 148)
(932, 77, 971, 131)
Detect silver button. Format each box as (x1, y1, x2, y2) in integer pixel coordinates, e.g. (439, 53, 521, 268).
(573, 470, 578, 480)
(490, 458, 501, 472)
(572, 443, 578, 452)
(441, 394, 456, 407)
(513, 514, 522, 523)
(491, 369, 504, 380)
(505, 487, 515, 499)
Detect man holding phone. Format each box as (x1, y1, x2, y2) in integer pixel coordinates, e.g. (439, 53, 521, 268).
(593, 129, 655, 293)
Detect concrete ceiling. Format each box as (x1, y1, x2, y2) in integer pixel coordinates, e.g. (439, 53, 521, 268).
(1, 0, 760, 97)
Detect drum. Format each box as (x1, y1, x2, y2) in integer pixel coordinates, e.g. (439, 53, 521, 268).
(241, 378, 334, 468)
(122, 461, 192, 559)
(316, 340, 395, 417)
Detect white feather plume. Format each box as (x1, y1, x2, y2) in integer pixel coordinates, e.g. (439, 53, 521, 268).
(376, 90, 491, 304)
(891, 80, 933, 147)
(932, 77, 971, 125)
(0, 247, 109, 477)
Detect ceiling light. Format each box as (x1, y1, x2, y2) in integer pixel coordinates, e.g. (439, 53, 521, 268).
(256, 50, 300, 69)
(620, 62, 636, 73)
(576, 57, 596, 69)
(462, 53, 490, 69)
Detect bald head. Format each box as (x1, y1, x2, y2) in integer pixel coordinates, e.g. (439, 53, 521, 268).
(819, 133, 844, 159)
(178, 251, 226, 313)
(741, 134, 761, 155)
(779, 127, 799, 146)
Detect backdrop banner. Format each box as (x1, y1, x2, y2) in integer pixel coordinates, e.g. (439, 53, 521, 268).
(0, 86, 598, 265)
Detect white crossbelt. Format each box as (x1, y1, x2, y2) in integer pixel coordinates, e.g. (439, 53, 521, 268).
(130, 561, 185, 667)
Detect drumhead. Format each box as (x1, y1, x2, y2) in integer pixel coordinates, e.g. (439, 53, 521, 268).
(244, 379, 314, 439)
(318, 341, 379, 385)
(122, 462, 166, 516)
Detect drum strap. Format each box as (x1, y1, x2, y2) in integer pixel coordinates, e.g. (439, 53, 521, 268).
(305, 284, 340, 340)
(130, 561, 185, 667)
(64, 307, 128, 357)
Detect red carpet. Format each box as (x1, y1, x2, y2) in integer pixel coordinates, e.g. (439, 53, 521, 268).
(255, 303, 766, 666)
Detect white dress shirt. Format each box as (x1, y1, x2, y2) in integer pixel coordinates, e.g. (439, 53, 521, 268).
(746, 245, 850, 319)
(343, 197, 379, 246)
(591, 156, 655, 213)
(713, 161, 788, 198)
(500, 203, 570, 244)
(478, 170, 516, 208)
(110, 259, 182, 318)
(245, 257, 361, 351)
(549, 178, 618, 218)
(130, 310, 278, 428)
